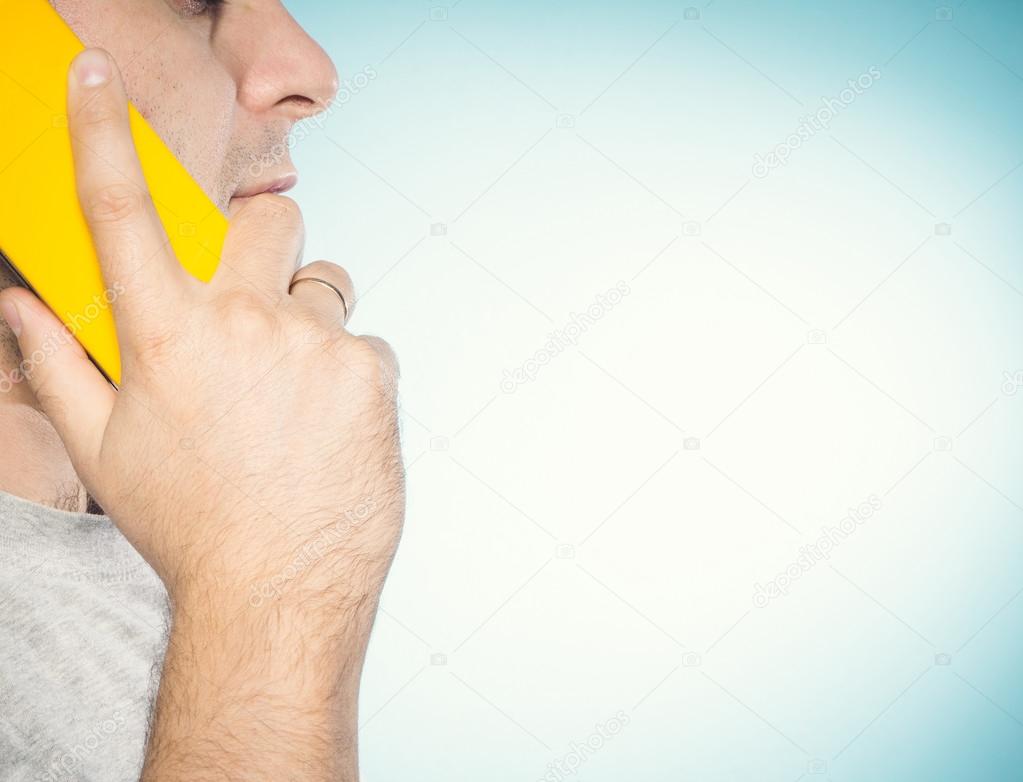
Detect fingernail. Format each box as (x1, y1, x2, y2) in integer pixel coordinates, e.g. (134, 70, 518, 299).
(74, 49, 112, 88)
(0, 299, 22, 337)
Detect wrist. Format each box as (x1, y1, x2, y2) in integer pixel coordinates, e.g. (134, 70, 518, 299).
(170, 577, 379, 669)
(163, 536, 393, 618)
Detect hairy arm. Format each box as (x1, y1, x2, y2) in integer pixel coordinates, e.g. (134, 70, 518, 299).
(143, 592, 375, 781)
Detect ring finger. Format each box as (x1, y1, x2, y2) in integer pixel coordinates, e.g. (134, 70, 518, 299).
(289, 260, 356, 327)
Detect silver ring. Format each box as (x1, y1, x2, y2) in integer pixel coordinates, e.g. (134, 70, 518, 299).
(289, 276, 350, 324)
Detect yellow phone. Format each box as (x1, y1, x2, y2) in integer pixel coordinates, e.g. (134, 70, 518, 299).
(0, 0, 226, 386)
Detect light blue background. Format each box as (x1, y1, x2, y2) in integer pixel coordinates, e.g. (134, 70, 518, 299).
(286, 1, 1022, 780)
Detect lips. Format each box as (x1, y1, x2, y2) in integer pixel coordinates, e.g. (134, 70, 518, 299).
(232, 172, 299, 199)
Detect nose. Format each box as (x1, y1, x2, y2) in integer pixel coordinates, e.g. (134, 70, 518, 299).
(220, 2, 340, 123)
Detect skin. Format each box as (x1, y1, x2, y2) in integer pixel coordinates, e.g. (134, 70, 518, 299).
(1, 0, 338, 508)
(0, 4, 405, 780)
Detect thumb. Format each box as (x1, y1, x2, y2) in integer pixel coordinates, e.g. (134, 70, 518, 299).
(0, 288, 114, 475)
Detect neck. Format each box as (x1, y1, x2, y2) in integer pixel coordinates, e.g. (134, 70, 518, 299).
(0, 342, 87, 512)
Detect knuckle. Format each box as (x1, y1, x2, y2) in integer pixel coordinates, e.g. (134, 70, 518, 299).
(86, 183, 150, 225)
(214, 287, 277, 341)
(347, 339, 384, 371)
(244, 194, 303, 231)
(292, 314, 341, 350)
(75, 97, 125, 132)
(302, 259, 343, 277)
(340, 337, 400, 396)
(229, 195, 304, 255)
(362, 336, 400, 378)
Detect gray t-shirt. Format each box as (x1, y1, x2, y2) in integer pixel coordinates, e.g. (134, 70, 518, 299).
(0, 491, 168, 782)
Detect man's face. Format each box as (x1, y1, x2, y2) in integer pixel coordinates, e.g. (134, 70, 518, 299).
(52, 0, 339, 212)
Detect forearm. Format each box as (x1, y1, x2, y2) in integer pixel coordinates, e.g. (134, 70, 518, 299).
(142, 589, 375, 781)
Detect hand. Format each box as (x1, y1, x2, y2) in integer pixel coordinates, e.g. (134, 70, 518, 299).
(0, 48, 404, 779)
(0, 48, 404, 609)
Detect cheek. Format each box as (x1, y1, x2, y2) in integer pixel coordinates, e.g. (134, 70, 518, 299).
(54, 0, 237, 206)
(131, 77, 238, 206)
(124, 58, 238, 208)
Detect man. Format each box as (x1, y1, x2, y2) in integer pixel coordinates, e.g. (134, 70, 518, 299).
(0, 2, 405, 780)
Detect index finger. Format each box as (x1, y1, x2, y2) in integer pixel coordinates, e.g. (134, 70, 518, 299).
(67, 49, 188, 355)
